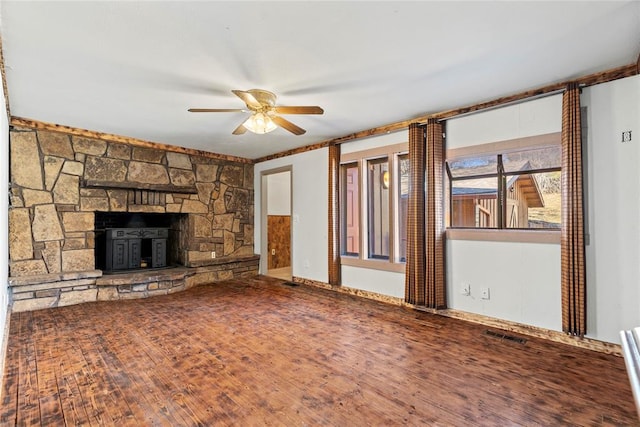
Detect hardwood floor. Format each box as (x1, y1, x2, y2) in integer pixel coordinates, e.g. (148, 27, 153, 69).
(1, 276, 637, 426)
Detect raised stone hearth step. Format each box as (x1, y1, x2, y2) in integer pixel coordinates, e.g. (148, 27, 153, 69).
(8, 255, 260, 313)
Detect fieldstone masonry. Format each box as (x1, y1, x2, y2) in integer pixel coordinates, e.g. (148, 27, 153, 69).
(8, 127, 258, 311)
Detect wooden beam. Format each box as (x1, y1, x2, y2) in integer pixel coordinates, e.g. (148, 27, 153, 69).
(253, 140, 331, 163)
(10, 116, 254, 164)
(256, 62, 638, 164)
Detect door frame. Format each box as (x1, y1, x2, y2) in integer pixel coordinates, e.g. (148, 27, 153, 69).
(260, 166, 293, 277)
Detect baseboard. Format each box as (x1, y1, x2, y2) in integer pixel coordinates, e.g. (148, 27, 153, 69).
(431, 308, 622, 356)
(292, 276, 622, 356)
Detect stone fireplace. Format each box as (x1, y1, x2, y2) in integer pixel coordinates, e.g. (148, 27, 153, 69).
(8, 127, 259, 312)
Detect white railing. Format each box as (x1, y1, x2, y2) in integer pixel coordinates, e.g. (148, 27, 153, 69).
(620, 327, 640, 418)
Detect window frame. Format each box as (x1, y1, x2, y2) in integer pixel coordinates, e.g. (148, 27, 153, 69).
(340, 142, 408, 273)
(445, 132, 562, 244)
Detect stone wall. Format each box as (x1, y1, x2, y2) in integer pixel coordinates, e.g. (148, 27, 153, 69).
(8, 127, 256, 309)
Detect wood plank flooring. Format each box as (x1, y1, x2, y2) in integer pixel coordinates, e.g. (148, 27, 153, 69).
(1, 276, 638, 426)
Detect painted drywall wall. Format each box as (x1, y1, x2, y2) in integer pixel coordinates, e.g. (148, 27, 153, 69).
(446, 94, 562, 149)
(340, 131, 407, 297)
(255, 149, 328, 283)
(446, 95, 563, 331)
(267, 171, 291, 216)
(341, 130, 406, 155)
(342, 265, 405, 299)
(447, 240, 561, 330)
(0, 82, 10, 395)
(583, 74, 640, 344)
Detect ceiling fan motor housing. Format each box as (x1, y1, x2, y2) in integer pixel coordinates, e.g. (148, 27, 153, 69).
(247, 89, 277, 110)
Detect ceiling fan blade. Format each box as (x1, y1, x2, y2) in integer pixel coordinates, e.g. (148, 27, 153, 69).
(273, 106, 324, 115)
(232, 90, 262, 110)
(232, 122, 248, 135)
(272, 115, 306, 135)
(188, 108, 246, 113)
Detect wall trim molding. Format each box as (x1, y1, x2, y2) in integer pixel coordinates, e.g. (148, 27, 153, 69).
(292, 275, 622, 356)
(10, 117, 254, 164)
(254, 140, 330, 164)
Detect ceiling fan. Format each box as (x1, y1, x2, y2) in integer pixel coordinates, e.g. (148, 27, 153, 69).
(188, 89, 324, 135)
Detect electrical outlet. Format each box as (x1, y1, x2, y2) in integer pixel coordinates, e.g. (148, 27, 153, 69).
(481, 287, 490, 300)
(271, 249, 276, 255)
(211, 251, 216, 259)
(461, 283, 471, 296)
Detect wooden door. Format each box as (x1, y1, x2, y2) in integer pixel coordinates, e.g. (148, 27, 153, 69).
(267, 215, 291, 269)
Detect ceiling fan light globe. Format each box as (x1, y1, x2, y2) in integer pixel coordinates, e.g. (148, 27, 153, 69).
(244, 112, 277, 134)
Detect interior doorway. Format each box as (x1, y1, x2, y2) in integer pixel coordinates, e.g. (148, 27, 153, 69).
(261, 167, 292, 280)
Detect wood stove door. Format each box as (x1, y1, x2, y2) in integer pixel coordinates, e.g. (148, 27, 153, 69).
(152, 239, 167, 268)
(129, 239, 142, 269)
(111, 239, 129, 270)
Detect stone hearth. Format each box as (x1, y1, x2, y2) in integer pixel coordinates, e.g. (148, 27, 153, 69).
(8, 127, 259, 311)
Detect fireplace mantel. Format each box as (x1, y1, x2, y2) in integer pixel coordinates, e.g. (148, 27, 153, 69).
(83, 179, 198, 194)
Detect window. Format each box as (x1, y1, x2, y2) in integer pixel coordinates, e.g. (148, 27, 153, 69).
(341, 162, 359, 256)
(340, 143, 408, 272)
(396, 154, 409, 262)
(446, 141, 561, 230)
(367, 158, 390, 259)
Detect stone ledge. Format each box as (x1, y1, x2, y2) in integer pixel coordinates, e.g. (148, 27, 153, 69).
(9, 256, 260, 312)
(188, 254, 260, 268)
(95, 267, 195, 286)
(9, 270, 103, 287)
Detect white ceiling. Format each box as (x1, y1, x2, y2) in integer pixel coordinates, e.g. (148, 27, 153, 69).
(1, 1, 638, 160)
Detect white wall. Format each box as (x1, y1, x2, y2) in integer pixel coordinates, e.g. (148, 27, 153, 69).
(255, 149, 328, 282)
(583, 74, 640, 343)
(446, 95, 563, 331)
(341, 130, 406, 155)
(342, 265, 405, 298)
(447, 95, 562, 149)
(0, 78, 11, 393)
(267, 171, 291, 215)
(447, 240, 561, 330)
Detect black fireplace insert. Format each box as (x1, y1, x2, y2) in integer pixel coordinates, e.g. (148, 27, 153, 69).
(95, 212, 183, 273)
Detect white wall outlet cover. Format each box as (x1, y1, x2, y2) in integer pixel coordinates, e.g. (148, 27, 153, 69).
(481, 288, 490, 300)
